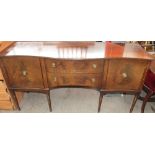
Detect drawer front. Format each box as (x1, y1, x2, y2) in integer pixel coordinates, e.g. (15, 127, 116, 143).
(0, 81, 7, 91)
(45, 59, 103, 74)
(105, 59, 149, 90)
(47, 73, 101, 88)
(0, 100, 13, 110)
(2, 57, 44, 89)
(46, 72, 58, 87)
(0, 92, 10, 100)
(0, 69, 3, 80)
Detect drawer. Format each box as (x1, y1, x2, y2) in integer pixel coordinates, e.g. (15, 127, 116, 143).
(47, 73, 102, 88)
(105, 59, 148, 90)
(0, 100, 13, 110)
(0, 92, 10, 100)
(0, 80, 7, 91)
(45, 59, 103, 74)
(0, 69, 3, 80)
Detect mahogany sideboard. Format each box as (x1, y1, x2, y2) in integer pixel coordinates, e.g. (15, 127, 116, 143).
(0, 42, 153, 112)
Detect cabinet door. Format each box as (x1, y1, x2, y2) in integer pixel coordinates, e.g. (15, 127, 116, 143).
(105, 59, 149, 91)
(2, 57, 44, 89)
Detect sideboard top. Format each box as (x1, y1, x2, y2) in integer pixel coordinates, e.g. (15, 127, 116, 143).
(1, 41, 153, 60)
(0, 42, 15, 54)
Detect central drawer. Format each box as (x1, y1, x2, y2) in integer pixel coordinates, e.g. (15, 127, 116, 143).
(45, 59, 103, 74)
(47, 73, 102, 88)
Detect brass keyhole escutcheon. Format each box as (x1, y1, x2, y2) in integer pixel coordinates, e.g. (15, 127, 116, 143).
(92, 78, 96, 83)
(122, 72, 127, 78)
(22, 70, 27, 76)
(52, 63, 56, 68)
(54, 77, 57, 82)
(92, 64, 97, 69)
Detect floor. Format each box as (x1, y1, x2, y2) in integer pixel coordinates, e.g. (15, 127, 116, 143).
(1, 88, 154, 113)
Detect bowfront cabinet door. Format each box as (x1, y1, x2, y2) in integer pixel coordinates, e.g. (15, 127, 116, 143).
(105, 59, 149, 91)
(2, 56, 44, 89)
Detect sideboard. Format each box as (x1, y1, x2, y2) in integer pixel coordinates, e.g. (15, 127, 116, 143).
(0, 42, 153, 112)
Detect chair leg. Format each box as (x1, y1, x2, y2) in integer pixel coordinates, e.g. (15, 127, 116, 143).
(10, 90, 21, 111)
(130, 93, 139, 113)
(46, 91, 52, 112)
(141, 92, 153, 113)
(98, 91, 104, 112)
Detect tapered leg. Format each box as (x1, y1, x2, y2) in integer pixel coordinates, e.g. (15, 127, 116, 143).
(141, 92, 153, 113)
(98, 91, 104, 112)
(47, 91, 52, 112)
(130, 93, 140, 113)
(10, 90, 21, 111)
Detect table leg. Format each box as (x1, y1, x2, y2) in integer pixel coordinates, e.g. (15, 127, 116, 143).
(129, 93, 140, 113)
(46, 91, 52, 112)
(98, 91, 104, 112)
(10, 90, 21, 111)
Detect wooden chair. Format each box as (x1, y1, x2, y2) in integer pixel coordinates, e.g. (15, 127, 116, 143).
(139, 41, 155, 52)
(57, 42, 95, 58)
(131, 53, 155, 113)
(43, 41, 95, 58)
(138, 69, 155, 112)
(134, 54, 155, 112)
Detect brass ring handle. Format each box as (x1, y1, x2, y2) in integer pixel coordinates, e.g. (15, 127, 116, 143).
(22, 70, 27, 76)
(122, 72, 127, 78)
(92, 64, 97, 69)
(52, 63, 56, 68)
(91, 78, 96, 82)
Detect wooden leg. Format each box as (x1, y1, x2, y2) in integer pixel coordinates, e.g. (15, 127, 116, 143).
(10, 90, 21, 111)
(141, 92, 153, 113)
(98, 91, 104, 112)
(46, 91, 52, 112)
(129, 93, 139, 113)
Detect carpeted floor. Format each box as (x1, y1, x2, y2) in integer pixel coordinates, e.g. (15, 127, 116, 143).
(0, 88, 154, 113)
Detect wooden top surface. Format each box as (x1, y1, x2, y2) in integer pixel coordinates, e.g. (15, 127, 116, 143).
(105, 42, 153, 59)
(1, 41, 153, 60)
(0, 42, 15, 54)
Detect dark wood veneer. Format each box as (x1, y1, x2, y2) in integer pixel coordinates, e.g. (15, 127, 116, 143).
(0, 42, 153, 112)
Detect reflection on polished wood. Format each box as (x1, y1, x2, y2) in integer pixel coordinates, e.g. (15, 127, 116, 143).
(4, 41, 152, 59)
(0, 42, 153, 112)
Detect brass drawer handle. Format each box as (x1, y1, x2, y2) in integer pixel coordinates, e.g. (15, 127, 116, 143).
(91, 78, 96, 83)
(92, 64, 97, 69)
(122, 72, 127, 78)
(52, 63, 56, 68)
(22, 70, 27, 76)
